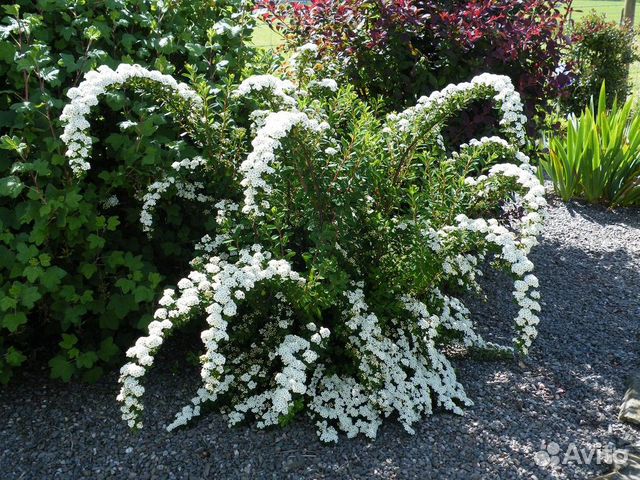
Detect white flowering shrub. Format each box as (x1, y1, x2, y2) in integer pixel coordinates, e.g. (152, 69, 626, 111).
(60, 45, 546, 442)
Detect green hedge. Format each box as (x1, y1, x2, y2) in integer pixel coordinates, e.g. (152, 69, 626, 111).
(0, 0, 256, 383)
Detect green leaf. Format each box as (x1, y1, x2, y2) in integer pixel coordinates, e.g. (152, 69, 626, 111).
(59, 333, 78, 350)
(23, 264, 43, 282)
(106, 216, 120, 231)
(0, 296, 17, 311)
(63, 305, 86, 327)
(39, 66, 59, 83)
(40, 267, 66, 290)
(19, 285, 41, 308)
(38, 253, 51, 267)
(0, 134, 27, 154)
(115, 278, 136, 294)
(0, 41, 16, 62)
(3, 312, 27, 332)
(106, 251, 125, 268)
(0, 176, 24, 198)
(2, 5, 20, 16)
(81, 366, 103, 383)
(65, 190, 82, 209)
(106, 294, 135, 321)
(98, 337, 119, 361)
(6, 346, 26, 367)
(76, 351, 98, 369)
(134, 285, 154, 303)
(79, 263, 97, 279)
(121, 33, 137, 51)
(87, 234, 105, 250)
(58, 53, 78, 72)
(49, 355, 75, 382)
(148, 272, 163, 288)
(84, 25, 102, 41)
(0, 110, 16, 129)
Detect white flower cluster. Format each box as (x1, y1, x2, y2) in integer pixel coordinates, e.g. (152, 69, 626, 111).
(117, 245, 306, 431)
(214, 199, 240, 225)
(60, 64, 202, 175)
(389, 73, 527, 145)
(139, 176, 212, 233)
(233, 75, 297, 107)
(101, 195, 119, 209)
(290, 42, 319, 71)
(117, 301, 175, 428)
(306, 288, 475, 442)
(228, 333, 322, 428)
(171, 156, 207, 172)
(239, 110, 328, 216)
(137, 156, 213, 232)
(459, 135, 511, 152)
(446, 162, 545, 353)
(308, 78, 339, 92)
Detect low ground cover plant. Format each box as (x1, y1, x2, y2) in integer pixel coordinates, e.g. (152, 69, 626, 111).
(56, 44, 545, 441)
(542, 83, 640, 206)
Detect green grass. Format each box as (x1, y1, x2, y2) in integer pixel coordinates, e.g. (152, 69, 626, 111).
(570, 0, 636, 24)
(250, 22, 284, 49)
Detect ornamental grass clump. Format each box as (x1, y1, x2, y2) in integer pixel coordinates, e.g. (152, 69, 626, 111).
(542, 83, 640, 206)
(60, 45, 545, 442)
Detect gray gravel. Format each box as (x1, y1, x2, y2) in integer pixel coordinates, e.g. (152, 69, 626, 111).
(1, 197, 639, 480)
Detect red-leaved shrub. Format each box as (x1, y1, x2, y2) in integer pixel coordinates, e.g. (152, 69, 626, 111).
(260, 0, 573, 127)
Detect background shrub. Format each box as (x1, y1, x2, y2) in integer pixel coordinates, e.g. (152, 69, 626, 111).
(0, 0, 257, 383)
(562, 12, 639, 113)
(260, 0, 573, 124)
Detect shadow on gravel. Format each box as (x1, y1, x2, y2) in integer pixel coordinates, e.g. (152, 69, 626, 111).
(451, 235, 640, 479)
(562, 199, 640, 230)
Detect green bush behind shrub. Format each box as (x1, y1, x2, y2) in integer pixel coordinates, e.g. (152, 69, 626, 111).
(563, 13, 639, 113)
(0, 0, 257, 383)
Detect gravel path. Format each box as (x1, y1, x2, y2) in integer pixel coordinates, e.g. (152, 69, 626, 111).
(1, 198, 639, 480)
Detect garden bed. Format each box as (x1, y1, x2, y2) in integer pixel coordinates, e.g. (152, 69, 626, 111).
(2, 196, 638, 479)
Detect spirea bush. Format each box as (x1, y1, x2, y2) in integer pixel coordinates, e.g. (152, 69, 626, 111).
(58, 45, 546, 441)
(0, 0, 257, 383)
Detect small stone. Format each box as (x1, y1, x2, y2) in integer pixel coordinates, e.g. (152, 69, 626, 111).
(619, 374, 640, 426)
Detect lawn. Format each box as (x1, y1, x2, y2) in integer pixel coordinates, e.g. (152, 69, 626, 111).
(250, 22, 284, 48)
(570, 0, 637, 24)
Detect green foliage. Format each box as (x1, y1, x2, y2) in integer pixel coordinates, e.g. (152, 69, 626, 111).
(563, 13, 639, 112)
(0, 0, 258, 384)
(542, 83, 640, 206)
(108, 54, 544, 438)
